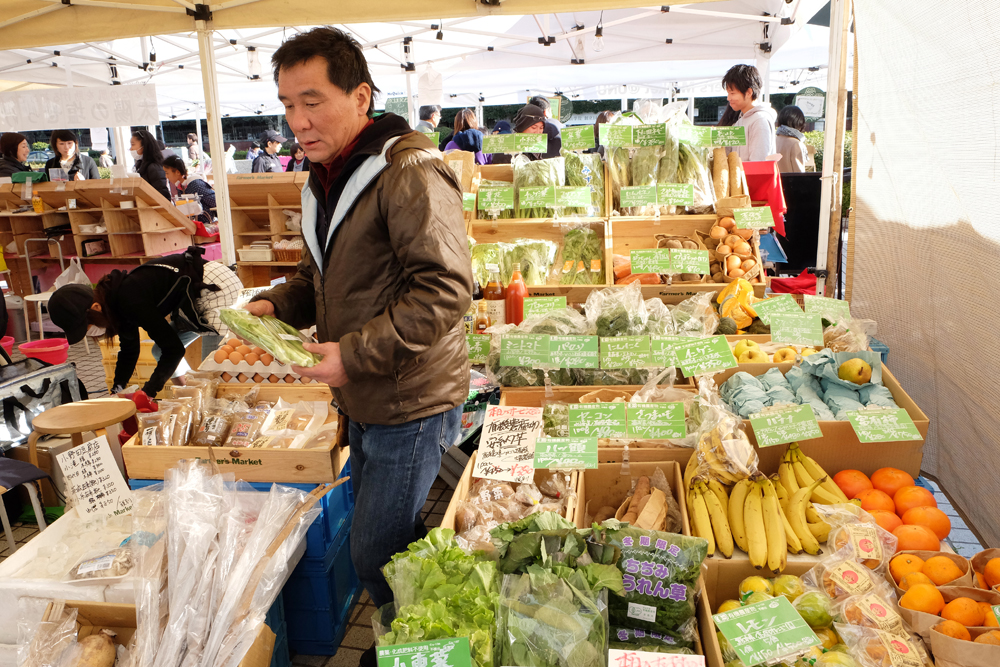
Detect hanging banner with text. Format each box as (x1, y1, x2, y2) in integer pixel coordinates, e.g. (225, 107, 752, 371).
(0, 85, 159, 132)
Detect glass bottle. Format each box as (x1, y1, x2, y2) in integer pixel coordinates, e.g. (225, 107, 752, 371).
(32, 190, 43, 214)
(484, 264, 506, 327)
(475, 300, 491, 334)
(506, 262, 527, 326)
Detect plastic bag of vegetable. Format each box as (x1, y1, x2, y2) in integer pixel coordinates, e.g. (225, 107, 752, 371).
(610, 619, 700, 654)
(644, 298, 677, 335)
(562, 150, 605, 216)
(630, 146, 664, 217)
(558, 224, 605, 285)
(219, 308, 321, 367)
(671, 291, 720, 337)
(484, 324, 546, 388)
(470, 241, 513, 286)
(677, 141, 716, 214)
(656, 126, 681, 215)
(513, 155, 565, 219)
(584, 281, 650, 337)
(543, 401, 569, 437)
(505, 238, 558, 286)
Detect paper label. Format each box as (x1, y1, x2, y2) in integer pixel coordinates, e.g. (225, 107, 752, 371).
(843, 524, 883, 562)
(250, 436, 275, 449)
(803, 294, 851, 322)
(633, 123, 667, 147)
(714, 596, 820, 667)
(522, 295, 566, 319)
(673, 336, 738, 377)
(676, 125, 713, 147)
(376, 637, 472, 667)
(264, 408, 295, 433)
(569, 403, 627, 438)
(857, 594, 907, 636)
(462, 192, 476, 212)
(712, 126, 747, 146)
(549, 335, 599, 369)
(846, 409, 923, 443)
(600, 124, 635, 147)
(448, 159, 464, 184)
(670, 249, 709, 275)
(600, 335, 654, 369)
(500, 333, 550, 367)
(606, 651, 704, 667)
(770, 313, 825, 347)
(518, 185, 556, 209)
(827, 559, 875, 596)
(749, 405, 823, 447)
(533, 436, 598, 469)
(656, 183, 695, 205)
(752, 294, 802, 324)
(875, 631, 924, 667)
(626, 402, 686, 439)
(478, 187, 515, 211)
(650, 336, 684, 368)
(472, 405, 542, 483)
(486, 299, 506, 327)
(620, 185, 658, 207)
(561, 125, 597, 151)
(77, 554, 116, 575)
(630, 249, 672, 274)
(56, 434, 133, 518)
(466, 334, 490, 363)
(627, 602, 659, 623)
(734, 207, 774, 229)
(278, 333, 299, 341)
(554, 186, 592, 208)
(141, 426, 158, 447)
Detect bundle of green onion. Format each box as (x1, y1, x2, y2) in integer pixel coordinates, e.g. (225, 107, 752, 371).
(219, 308, 322, 367)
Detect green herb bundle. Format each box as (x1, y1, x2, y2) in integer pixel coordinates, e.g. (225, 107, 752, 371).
(470, 242, 512, 287)
(558, 226, 604, 285)
(562, 150, 606, 216)
(505, 238, 557, 285)
(512, 155, 565, 218)
(218, 308, 321, 367)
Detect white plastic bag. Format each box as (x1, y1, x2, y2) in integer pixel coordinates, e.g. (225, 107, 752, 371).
(53, 257, 90, 289)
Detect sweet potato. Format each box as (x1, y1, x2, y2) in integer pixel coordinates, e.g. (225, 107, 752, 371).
(613, 261, 632, 280)
(627, 476, 651, 515)
(618, 273, 660, 285)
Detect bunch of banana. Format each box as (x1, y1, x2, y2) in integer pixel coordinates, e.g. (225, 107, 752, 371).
(734, 475, 788, 573)
(778, 442, 850, 505)
(688, 477, 734, 558)
(773, 474, 834, 555)
(688, 425, 756, 486)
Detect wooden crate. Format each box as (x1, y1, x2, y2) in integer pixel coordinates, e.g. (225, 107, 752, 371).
(574, 460, 691, 534)
(498, 383, 696, 408)
(227, 173, 306, 287)
(121, 384, 347, 483)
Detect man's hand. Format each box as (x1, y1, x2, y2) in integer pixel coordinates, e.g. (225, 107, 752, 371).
(294, 342, 349, 387)
(244, 300, 275, 317)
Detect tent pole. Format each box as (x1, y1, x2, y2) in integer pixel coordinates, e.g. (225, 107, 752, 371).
(197, 20, 235, 266)
(621, 85, 627, 112)
(195, 106, 204, 164)
(405, 70, 415, 127)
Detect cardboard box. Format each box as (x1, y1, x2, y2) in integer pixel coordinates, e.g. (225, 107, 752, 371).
(121, 384, 348, 483)
(44, 601, 274, 667)
(574, 461, 690, 536)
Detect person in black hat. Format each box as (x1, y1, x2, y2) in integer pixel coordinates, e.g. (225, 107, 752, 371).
(511, 103, 551, 162)
(47, 247, 242, 396)
(252, 129, 286, 173)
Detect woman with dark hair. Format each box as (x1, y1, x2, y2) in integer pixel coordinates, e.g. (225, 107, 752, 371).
(585, 110, 616, 157)
(163, 155, 217, 228)
(285, 143, 310, 172)
(44, 130, 100, 180)
(775, 105, 808, 173)
(717, 104, 741, 127)
(0, 132, 32, 178)
(444, 108, 489, 165)
(130, 129, 171, 199)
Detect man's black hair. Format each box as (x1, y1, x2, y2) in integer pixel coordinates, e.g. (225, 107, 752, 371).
(528, 95, 551, 111)
(776, 105, 806, 132)
(162, 155, 188, 176)
(419, 105, 441, 121)
(722, 64, 763, 101)
(271, 27, 381, 118)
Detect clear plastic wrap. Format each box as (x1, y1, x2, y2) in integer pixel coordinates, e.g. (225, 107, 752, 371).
(513, 155, 565, 219)
(815, 504, 899, 572)
(542, 401, 569, 438)
(823, 318, 876, 353)
(137, 407, 174, 447)
(505, 238, 559, 286)
(471, 241, 513, 287)
(259, 398, 328, 437)
(171, 386, 205, 430)
(609, 618, 699, 655)
(835, 589, 911, 638)
(677, 142, 716, 214)
(132, 483, 168, 667)
(671, 291, 720, 337)
(190, 399, 237, 446)
(218, 308, 321, 367)
(562, 150, 605, 216)
(585, 281, 649, 337)
(222, 406, 267, 448)
(557, 224, 605, 285)
(643, 299, 677, 335)
(158, 398, 195, 447)
(17, 603, 79, 667)
(65, 546, 134, 581)
(834, 623, 934, 667)
(686, 378, 758, 485)
(803, 543, 894, 603)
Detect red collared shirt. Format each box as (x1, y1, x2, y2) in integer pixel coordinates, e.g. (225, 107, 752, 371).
(310, 119, 375, 194)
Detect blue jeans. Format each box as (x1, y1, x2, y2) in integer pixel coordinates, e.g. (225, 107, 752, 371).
(348, 405, 462, 609)
(151, 331, 221, 377)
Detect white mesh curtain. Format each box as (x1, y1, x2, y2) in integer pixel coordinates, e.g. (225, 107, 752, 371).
(852, 1, 1000, 544)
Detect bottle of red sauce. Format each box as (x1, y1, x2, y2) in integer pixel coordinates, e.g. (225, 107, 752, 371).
(506, 262, 527, 326)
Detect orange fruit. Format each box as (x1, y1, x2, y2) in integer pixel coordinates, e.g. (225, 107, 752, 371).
(923, 556, 965, 586)
(855, 488, 896, 513)
(985, 558, 1000, 589)
(870, 509, 903, 533)
(899, 572, 935, 591)
(871, 468, 916, 499)
(893, 524, 941, 552)
(979, 602, 998, 627)
(942, 597, 985, 627)
(934, 619, 972, 641)
(974, 630, 1000, 645)
(902, 506, 951, 540)
(890, 554, 926, 584)
(834, 470, 873, 500)
(977, 572, 988, 588)
(894, 485, 937, 516)
(900, 583, 945, 615)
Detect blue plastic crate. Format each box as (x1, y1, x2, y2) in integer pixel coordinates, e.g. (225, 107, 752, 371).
(286, 589, 358, 654)
(270, 624, 290, 667)
(869, 337, 889, 365)
(284, 509, 357, 611)
(265, 592, 285, 633)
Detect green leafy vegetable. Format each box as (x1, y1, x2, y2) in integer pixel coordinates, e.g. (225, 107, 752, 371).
(218, 308, 321, 367)
(470, 242, 511, 287)
(562, 150, 606, 216)
(513, 155, 565, 219)
(543, 402, 569, 437)
(505, 238, 557, 285)
(559, 227, 604, 285)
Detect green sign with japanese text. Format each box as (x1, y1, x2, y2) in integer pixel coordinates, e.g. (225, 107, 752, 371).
(533, 437, 599, 469)
(630, 249, 672, 274)
(846, 409, 923, 443)
(712, 126, 747, 146)
(466, 334, 490, 364)
(770, 313, 825, 347)
(600, 336, 654, 369)
(749, 405, 823, 447)
(627, 402, 686, 439)
(734, 207, 775, 229)
(478, 187, 515, 211)
(523, 296, 566, 319)
(550, 335, 600, 369)
(673, 336, 738, 377)
(752, 294, 802, 325)
(562, 125, 597, 151)
(714, 596, 820, 667)
(500, 334, 550, 367)
(569, 403, 627, 438)
(376, 638, 472, 667)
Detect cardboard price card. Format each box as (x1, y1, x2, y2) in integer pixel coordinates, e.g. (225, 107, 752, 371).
(752, 294, 803, 325)
(472, 405, 542, 483)
(734, 206, 775, 229)
(56, 433, 133, 519)
(714, 596, 820, 667)
(620, 185, 658, 208)
(630, 248, 672, 274)
(500, 333, 551, 367)
(555, 186, 593, 208)
(478, 187, 515, 211)
(656, 183, 695, 206)
(673, 336, 738, 377)
(569, 403, 627, 438)
(803, 295, 851, 323)
(533, 436, 599, 469)
(633, 123, 667, 147)
(466, 334, 490, 364)
(670, 249, 710, 275)
(376, 637, 472, 667)
(607, 650, 706, 667)
(600, 335, 654, 369)
(749, 405, 823, 447)
(562, 125, 597, 151)
(523, 296, 566, 318)
(712, 126, 748, 146)
(846, 408, 923, 443)
(627, 402, 686, 439)
(770, 313, 825, 347)
(519, 185, 556, 209)
(550, 335, 600, 369)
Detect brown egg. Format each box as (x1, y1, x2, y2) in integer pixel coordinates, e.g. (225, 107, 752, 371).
(709, 225, 727, 239)
(741, 258, 757, 271)
(220, 345, 234, 355)
(252, 374, 264, 383)
(251, 347, 266, 356)
(260, 353, 274, 366)
(226, 338, 242, 348)
(717, 244, 732, 255)
(236, 373, 249, 382)
(719, 217, 736, 231)
(221, 372, 232, 381)
(734, 228, 754, 240)
(228, 351, 244, 363)
(236, 345, 252, 356)
(213, 350, 229, 364)
(268, 374, 280, 383)
(244, 352, 260, 365)
(733, 241, 752, 255)
(284, 375, 295, 383)
(300, 376, 313, 384)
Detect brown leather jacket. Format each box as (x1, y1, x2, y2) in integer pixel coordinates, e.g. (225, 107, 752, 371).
(257, 122, 472, 425)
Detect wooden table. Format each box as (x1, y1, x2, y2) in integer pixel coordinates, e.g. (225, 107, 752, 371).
(28, 397, 136, 466)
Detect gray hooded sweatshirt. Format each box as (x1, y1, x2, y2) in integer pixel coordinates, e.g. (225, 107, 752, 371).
(733, 103, 777, 162)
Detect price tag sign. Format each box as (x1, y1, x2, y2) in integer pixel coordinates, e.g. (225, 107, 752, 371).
(600, 335, 654, 368)
(607, 651, 705, 667)
(518, 185, 556, 210)
(770, 313, 825, 347)
(650, 335, 684, 367)
(555, 186, 593, 208)
(462, 192, 476, 212)
(749, 405, 823, 447)
(376, 637, 472, 667)
(992, 605, 1000, 627)
(500, 333, 551, 366)
(472, 406, 542, 483)
(56, 433, 134, 519)
(600, 124, 635, 147)
(562, 125, 597, 151)
(627, 402, 686, 439)
(752, 294, 803, 325)
(514, 133, 549, 153)
(523, 296, 566, 318)
(533, 436, 599, 469)
(670, 249, 710, 275)
(676, 125, 713, 147)
(427, 132, 440, 145)
(734, 207, 774, 229)
(633, 123, 667, 147)
(656, 183, 695, 206)
(482, 134, 516, 154)
(478, 187, 515, 211)
(712, 126, 747, 146)
(714, 596, 820, 667)
(620, 185, 658, 207)
(630, 249, 672, 274)
(384, 97, 409, 123)
(550, 335, 599, 369)
(673, 336, 738, 377)
(846, 408, 923, 443)
(569, 403, 627, 438)
(466, 334, 490, 364)
(803, 295, 851, 323)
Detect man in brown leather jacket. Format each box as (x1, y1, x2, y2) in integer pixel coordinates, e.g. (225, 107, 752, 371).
(246, 28, 472, 625)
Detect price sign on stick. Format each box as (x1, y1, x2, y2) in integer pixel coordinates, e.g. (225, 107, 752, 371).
(477, 187, 514, 211)
(523, 296, 566, 318)
(656, 183, 695, 206)
(482, 134, 516, 154)
(473, 406, 542, 483)
(627, 403, 686, 439)
(519, 186, 556, 209)
(803, 295, 851, 323)
(846, 408, 923, 443)
(633, 123, 667, 147)
(714, 597, 820, 667)
(770, 313, 825, 347)
(569, 403, 627, 438)
(600, 124, 635, 147)
(750, 405, 823, 447)
(462, 192, 476, 212)
(555, 186, 593, 208)
(601, 336, 654, 369)
(562, 125, 597, 151)
(752, 294, 802, 325)
(377, 638, 472, 667)
(513, 133, 549, 153)
(630, 249, 672, 274)
(550, 335, 599, 369)
(534, 437, 599, 469)
(673, 336, 738, 377)
(500, 334, 551, 367)
(620, 185, 658, 207)
(734, 207, 774, 229)
(466, 334, 490, 364)
(712, 126, 747, 146)
(56, 434, 133, 519)
(670, 249, 710, 275)
(650, 336, 684, 368)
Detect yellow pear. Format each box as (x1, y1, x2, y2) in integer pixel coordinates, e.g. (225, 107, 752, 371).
(738, 349, 769, 363)
(837, 358, 872, 384)
(800, 348, 818, 357)
(772, 347, 798, 363)
(733, 339, 760, 359)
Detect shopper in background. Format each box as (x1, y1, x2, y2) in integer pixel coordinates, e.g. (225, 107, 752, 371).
(491, 120, 513, 135)
(44, 130, 99, 181)
(246, 142, 261, 161)
(249, 29, 470, 643)
(285, 143, 310, 172)
(587, 110, 615, 158)
(722, 64, 776, 162)
(186, 133, 202, 161)
(775, 105, 808, 173)
(527, 95, 563, 158)
(252, 129, 285, 173)
(444, 108, 489, 165)
(130, 130, 171, 200)
(0, 133, 32, 178)
(415, 105, 441, 132)
(99, 149, 114, 169)
(163, 155, 217, 226)
(512, 103, 551, 161)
